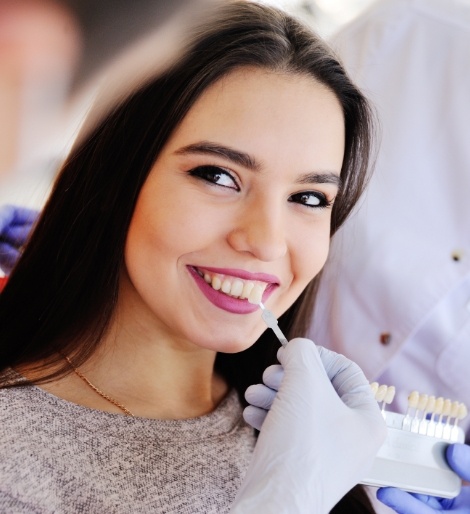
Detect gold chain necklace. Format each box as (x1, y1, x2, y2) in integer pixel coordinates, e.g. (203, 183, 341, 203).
(64, 356, 134, 417)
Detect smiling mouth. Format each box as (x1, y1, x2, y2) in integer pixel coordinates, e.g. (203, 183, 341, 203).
(193, 267, 273, 305)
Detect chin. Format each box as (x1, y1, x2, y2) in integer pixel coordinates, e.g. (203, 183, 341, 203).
(212, 331, 264, 354)
(216, 342, 253, 354)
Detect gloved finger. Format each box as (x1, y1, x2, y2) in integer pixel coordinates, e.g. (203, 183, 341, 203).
(377, 488, 439, 513)
(446, 444, 470, 482)
(11, 207, 38, 225)
(0, 205, 15, 232)
(243, 405, 267, 431)
(245, 384, 277, 410)
(0, 205, 38, 228)
(277, 338, 377, 412)
(0, 243, 21, 273)
(262, 364, 283, 391)
(0, 223, 34, 246)
(451, 486, 470, 510)
(316, 345, 373, 404)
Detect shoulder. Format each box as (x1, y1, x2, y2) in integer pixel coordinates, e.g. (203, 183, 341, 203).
(0, 385, 49, 448)
(0, 384, 35, 417)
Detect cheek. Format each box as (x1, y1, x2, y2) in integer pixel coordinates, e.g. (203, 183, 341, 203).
(125, 188, 218, 274)
(293, 226, 331, 285)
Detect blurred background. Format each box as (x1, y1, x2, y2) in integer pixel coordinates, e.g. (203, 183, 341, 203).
(261, 0, 375, 36)
(0, 0, 376, 210)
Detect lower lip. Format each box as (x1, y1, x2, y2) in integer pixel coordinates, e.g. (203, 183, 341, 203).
(188, 266, 274, 315)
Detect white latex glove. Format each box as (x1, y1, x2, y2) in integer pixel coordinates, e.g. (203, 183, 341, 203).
(230, 337, 387, 514)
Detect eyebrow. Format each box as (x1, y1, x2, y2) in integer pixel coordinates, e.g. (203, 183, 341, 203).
(175, 141, 342, 188)
(175, 141, 261, 171)
(296, 172, 342, 189)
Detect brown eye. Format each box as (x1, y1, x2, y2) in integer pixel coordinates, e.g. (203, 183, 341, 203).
(288, 191, 331, 209)
(188, 165, 239, 191)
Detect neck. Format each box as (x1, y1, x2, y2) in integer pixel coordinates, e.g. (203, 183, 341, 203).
(34, 308, 229, 420)
(33, 273, 231, 418)
(79, 327, 228, 419)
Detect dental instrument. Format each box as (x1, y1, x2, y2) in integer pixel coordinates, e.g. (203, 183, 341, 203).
(249, 297, 467, 499)
(258, 302, 288, 347)
(361, 384, 467, 499)
(246, 287, 288, 346)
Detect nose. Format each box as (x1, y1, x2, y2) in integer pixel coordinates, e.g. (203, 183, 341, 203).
(227, 197, 288, 262)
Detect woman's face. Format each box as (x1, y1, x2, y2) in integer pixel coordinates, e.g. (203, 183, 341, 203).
(123, 67, 345, 352)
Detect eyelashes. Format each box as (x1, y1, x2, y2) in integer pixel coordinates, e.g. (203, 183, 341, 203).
(288, 191, 333, 209)
(188, 164, 334, 209)
(188, 165, 239, 191)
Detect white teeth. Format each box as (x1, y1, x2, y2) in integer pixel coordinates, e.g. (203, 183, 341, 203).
(248, 284, 265, 305)
(240, 281, 254, 300)
(198, 268, 269, 301)
(221, 279, 232, 294)
(231, 279, 244, 297)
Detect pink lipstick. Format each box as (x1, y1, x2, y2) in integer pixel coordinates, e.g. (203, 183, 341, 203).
(188, 266, 277, 314)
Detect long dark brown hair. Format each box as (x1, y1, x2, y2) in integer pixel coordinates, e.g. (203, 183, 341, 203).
(0, 2, 375, 511)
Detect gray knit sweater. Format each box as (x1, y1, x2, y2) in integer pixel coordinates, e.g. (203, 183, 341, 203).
(0, 385, 256, 513)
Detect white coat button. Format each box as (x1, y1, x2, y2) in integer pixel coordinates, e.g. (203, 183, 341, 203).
(451, 250, 464, 262)
(380, 332, 391, 345)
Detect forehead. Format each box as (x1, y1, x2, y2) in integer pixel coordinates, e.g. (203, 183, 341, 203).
(165, 67, 345, 173)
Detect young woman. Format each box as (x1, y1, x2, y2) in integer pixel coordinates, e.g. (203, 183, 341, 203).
(0, 2, 383, 512)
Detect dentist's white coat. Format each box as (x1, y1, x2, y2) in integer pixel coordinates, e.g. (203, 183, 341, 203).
(309, 0, 470, 441)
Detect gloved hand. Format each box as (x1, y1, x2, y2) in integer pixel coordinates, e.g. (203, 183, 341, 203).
(377, 443, 470, 513)
(0, 204, 38, 273)
(230, 337, 387, 514)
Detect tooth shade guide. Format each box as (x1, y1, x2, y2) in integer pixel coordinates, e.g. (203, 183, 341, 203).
(241, 281, 254, 299)
(376, 385, 388, 403)
(362, 388, 467, 497)
(417, 394, 428, 412)
(442, 399, 452, 417)
(457, 403, 468, 421)
(408, 391, 420, 410)
(425, 396, 436, 415)
(257, 302, 288, 347)
(384, 386, 395, 405)
(431, 397, 444, 424)
(371, 384, 469, 440)
(370, 382, 379, 396)
(370, 383, 396, 416)
(449, 401, 460, 422)
(420, 396, 436, 435)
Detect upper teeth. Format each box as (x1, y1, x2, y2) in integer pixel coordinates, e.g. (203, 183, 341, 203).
(198, 269, 268, 304)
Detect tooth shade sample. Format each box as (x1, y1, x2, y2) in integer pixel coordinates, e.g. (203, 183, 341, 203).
(384, 386, 396, 404)
(248, 284, 265, 305)
(408, 391, 419, 409)
(241, 281, 254, 299)
(376, 384, 388, 403)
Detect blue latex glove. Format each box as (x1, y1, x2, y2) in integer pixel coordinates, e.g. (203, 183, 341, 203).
(377, 443, 470, 513)
(0, 204, 38, 273)
(232, 338, 386, 513)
